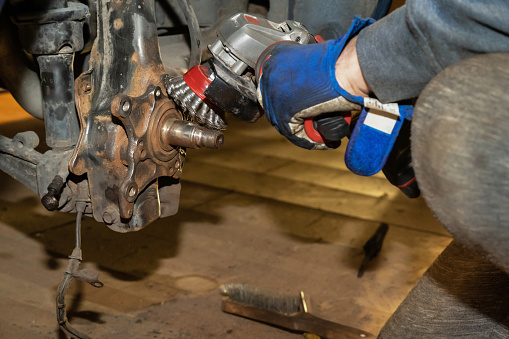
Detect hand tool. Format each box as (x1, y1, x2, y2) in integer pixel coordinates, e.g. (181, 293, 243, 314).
(358, 223, 389, 278)
(220, 284, 376, 339)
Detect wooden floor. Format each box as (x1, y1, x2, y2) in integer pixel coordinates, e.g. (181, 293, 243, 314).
(0, 92, 451, 338)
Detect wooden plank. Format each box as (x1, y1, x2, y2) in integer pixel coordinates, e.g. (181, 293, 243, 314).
(144, 193, 451, 335)
(181, 163, 448, 235)
(210, 118, 387, 179)
(188, 148, 290, 173)
(0, 177, 450, 338)
(187, 149, 402, 199)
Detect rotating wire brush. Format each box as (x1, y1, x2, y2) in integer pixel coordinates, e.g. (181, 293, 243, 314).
(162, 73, 227, 131)
(220, 284, 375, 339)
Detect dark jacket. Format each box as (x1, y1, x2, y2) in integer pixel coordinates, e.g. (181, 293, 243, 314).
(357, 0, 509, 102)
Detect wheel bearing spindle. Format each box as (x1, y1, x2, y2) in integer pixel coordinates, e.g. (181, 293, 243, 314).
(160, 119, 224, 149)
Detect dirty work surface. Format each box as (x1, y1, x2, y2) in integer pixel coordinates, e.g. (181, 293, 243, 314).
(0, 93, 451, 338)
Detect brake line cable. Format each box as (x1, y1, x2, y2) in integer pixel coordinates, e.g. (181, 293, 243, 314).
(56, 203, 103, 339)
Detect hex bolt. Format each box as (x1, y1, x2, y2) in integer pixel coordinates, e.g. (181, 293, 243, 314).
(41, 175, 65, 211)
(102, 211, 113, 224)
(102, 207, 119, 225)
(116, 97, 133, 118)
(103, 207, 119, 225)
(41, 188, 60, 211)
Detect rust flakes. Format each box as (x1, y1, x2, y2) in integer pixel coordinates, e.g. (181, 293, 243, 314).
(114, 18, 124, 30)
(111, 0, 124, 9)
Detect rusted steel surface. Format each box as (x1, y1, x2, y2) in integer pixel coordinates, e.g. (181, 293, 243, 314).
(70, 0, 184, 232)
(90, 0, 166, 111)
(110, 86, 183, 222)
(0, 132, 42, 193)
(1, 0, 224, 233)
(71, 75, 184, 232)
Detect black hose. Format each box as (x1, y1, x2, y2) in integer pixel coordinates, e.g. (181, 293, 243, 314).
(176, 0, 201, 68)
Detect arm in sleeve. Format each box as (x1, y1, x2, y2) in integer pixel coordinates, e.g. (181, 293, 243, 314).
(356, 0, 509, 102)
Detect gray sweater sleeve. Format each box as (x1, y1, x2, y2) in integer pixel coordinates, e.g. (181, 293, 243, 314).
(357, 0, 509, 103)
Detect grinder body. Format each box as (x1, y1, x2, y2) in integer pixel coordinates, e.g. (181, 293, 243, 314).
(165, 13, 317, 129)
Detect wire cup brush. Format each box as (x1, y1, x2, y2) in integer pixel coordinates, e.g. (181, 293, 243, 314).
(220, 284, 375, 339)
(162, 73, 227, 131)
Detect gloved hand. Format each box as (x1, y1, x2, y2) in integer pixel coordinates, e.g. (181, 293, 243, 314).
(256, 17, 375, 150)
(257, 17, 415, 179)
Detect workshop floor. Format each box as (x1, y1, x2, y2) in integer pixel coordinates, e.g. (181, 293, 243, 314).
(0, 92, 452, 338)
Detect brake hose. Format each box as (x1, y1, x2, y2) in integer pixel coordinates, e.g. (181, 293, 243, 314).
(56, 204, 103, 339)
(177, 0, 202, 68)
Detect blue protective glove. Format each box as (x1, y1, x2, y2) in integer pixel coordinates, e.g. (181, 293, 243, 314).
(258, 17, 414, 176)
(345, 101, 414, 176)
(257, 17, 375, 150)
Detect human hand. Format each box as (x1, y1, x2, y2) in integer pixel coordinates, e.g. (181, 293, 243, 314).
(335, 36, 372, 98)
(256, 17, 375, 150)
(336, 35, 415, 176)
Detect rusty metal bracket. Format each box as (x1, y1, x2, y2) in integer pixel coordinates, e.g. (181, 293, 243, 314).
(67, 0, 186, 233)
(109, 85, 184, 220)
(70, 71, 184, 232)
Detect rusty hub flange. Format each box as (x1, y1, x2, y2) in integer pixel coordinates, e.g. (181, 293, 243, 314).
(110, 85, 185, 220)
(70, 72, 185, 232)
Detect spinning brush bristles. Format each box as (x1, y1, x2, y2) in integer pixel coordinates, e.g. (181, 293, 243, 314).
(220, 284, 304, 315)
(162, 74, 227, 130)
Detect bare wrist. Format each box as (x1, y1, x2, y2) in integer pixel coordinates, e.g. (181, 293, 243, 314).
(335, 36, 371, 97)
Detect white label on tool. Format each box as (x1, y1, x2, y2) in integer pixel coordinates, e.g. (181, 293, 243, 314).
(363, 98, 400, 134)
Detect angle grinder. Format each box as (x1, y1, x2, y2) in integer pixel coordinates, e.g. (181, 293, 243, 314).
(163, 13, 420, 198)
(163, 13, 346, 146)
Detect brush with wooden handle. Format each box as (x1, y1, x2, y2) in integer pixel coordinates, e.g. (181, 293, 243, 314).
(220, 284, 376, 339)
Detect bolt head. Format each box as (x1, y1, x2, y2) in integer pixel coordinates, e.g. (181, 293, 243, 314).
(126, 183, 139, 203)
(102, 212, 113, 224)
(122, 100, 131, 112)
(103, 207, 119, 225)
(41, 194, 59, 211)
(129, 187, 137, 197)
